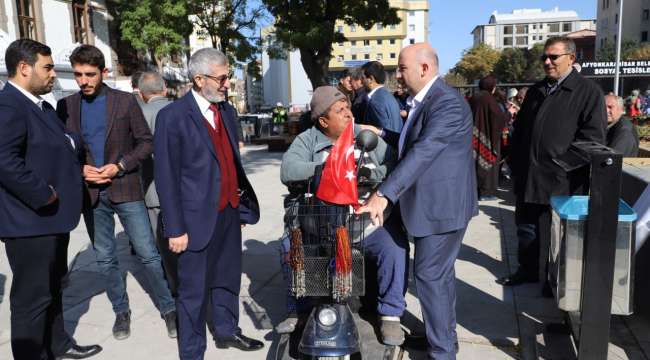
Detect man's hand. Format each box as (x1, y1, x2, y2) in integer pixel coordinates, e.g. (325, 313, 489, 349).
(83, 165, 112, 184)
(355, 192, 389, 226)
(359, 124, 381, 136)
(97, 164, 120, 179)
(45, 186, 58, 206)
(169, 234, 189, 253)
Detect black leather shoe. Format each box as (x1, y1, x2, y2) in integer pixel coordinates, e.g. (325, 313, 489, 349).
(495, 271, 538, 286)
(215, 332, 264, 351)
(55, 344, 102, 359)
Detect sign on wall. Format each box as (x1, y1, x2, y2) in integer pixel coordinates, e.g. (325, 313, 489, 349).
(581, 61, 650, 76)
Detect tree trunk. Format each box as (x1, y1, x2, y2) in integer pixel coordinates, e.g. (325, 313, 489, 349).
(299, 47, 331, 89)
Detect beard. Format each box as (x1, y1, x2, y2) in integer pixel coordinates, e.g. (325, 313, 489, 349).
(203, 86, 226, 103)
(29, 76, 55, 95)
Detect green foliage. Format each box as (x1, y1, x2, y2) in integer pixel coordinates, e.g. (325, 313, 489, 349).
(116, 0, 192, 69)
(597, 40, 639, 61)
(452, 44, 500, 83)
(189, 0, 266, 77)
(628, 44, 650, 60)
(262, 0, 400, 88)
(521, 43, 545, 82)
(493, 47, 526, 83)
(443, 71, 468, 87)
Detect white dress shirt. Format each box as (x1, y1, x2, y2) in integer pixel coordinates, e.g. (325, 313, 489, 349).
(191, 89, 217, 129)
(366, 85, 384, 100)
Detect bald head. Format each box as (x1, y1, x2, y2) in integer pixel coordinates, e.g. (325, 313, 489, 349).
(396, 43, 439, 96)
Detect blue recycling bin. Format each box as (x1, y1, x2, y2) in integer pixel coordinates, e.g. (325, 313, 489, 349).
(549, 196, 637, 315)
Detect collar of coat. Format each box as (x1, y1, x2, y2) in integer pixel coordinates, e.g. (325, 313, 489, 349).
(535, 68, 579, 94)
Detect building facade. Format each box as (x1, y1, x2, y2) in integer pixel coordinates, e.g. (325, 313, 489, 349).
(329, 0, 428, 71)
(472, 7, 596, 50)
(596, 0, 650, 54)
(0, 0, 123, 99)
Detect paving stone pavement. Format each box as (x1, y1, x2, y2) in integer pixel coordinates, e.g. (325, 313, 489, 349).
(1, 144, 649, 360)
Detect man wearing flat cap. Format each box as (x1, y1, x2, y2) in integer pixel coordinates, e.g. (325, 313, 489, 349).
(277, 86, 408, 345)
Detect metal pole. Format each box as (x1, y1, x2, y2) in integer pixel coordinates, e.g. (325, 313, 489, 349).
(613, 0, 624, 95)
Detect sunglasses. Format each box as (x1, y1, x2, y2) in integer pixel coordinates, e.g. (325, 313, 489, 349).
(202, 72, 232, 85)
(540, 53, 570, 62)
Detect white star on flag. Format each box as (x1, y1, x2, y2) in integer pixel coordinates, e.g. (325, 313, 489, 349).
(345, 170, 356, 181)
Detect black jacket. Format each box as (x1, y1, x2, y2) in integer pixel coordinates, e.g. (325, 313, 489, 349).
(510, 69, 606, 204)
(607, 116, 639, 157)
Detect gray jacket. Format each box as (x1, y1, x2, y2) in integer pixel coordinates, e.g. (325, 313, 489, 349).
(281, 125, 393, 186)
(141, 96, 172, 207)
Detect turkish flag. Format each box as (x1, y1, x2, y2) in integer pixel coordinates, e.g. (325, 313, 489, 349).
(316, 121, 358, 208)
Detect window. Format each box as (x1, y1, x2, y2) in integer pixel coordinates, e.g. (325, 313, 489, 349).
(376, 53, 383, 60)
(72, 0, 90, 44)
(549, 23, 560, 32)
(390, 53, 396, 59)
(363, 39, 370, 46)
(364, 54, 370, 60)
(516, 36, 528, 45)
(615, 14, 618, 25)
(515, 24, 528, 34)
(409, 38, 415, 44)
(338, 41, 343, 46)
(643, 31, 648, 42)
(352, 54, 357, 60)
(563, 23, 572, 32)
(503, 37, 513, 46)
(337, 55, 343, 62)
(408, 10, 415, 16)
(350, 25, 356, 32)
(408, 24, 415, 31)
(377, 39, 383, 45)
(644, 9, 650, 20)
(532, 24, 536, 30)
(337, 25, 343, 33)
(377, 23, 383, 31)
(503, 25, 513, 35)
(16, 0, 37, 39)
(390, 39, 395, 45)
(351, 40, 357, 46)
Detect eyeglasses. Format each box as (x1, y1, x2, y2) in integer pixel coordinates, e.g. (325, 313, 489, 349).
(202, 73, 231, 85)
(540, 53, 570, 62)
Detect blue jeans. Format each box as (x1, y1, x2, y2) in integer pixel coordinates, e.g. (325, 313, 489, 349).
(87, 192, 175, 315)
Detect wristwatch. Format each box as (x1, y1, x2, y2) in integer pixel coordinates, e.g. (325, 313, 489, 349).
(116, 160, 126, 177)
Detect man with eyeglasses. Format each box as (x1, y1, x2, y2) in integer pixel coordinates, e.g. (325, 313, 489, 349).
(497, 37, 606, 292)
(154, 48, 263, 359)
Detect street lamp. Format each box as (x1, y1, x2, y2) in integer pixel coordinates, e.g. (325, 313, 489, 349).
(613, 0, 624, 95)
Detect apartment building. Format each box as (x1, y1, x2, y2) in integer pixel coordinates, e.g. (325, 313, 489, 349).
(596, 0, 650, 53)
(472, 7, 596, 50)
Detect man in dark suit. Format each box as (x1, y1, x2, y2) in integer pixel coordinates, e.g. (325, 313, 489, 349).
(0, 39, 101, 360)
(57, 45, 176, 340)
(358, 43, 478, 359)
(154, 48, 263, 360)
(497, 37, 606, 288)
(350, 67, 368, 123)
(605, 94, 639, 157)
(362, 61, 403, 133)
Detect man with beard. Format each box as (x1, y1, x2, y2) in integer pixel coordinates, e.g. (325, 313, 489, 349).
(497, 37, 606, 288)
(0, 39, 101, 360)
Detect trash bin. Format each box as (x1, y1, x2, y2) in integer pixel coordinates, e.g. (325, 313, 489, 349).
(549, 195, 636, 315)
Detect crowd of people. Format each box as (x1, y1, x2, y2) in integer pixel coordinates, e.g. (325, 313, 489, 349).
(0, 34, 639, 360)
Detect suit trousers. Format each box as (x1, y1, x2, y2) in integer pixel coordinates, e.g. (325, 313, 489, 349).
(176, 205, 242, 360)
(148, 207, 178, 296)
(514, 199, 551, 280)
(414, 228, 466, 360)
(3, 234, 74, 360)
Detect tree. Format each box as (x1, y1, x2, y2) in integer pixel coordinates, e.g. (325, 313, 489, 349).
(522, 43, 545, 82)
(443, 71, 468, 87)
(452, 44, 500, 83)
(493, 47, 526, 83)
(263, 0, 400, 88)
(596, 40, 638, 61)
(116, 0, 193, 71)
(627, 44, 650, 60)
(189, 0, 266, 77)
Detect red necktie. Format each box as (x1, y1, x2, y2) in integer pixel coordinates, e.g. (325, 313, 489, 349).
(209, 103, 221, 132)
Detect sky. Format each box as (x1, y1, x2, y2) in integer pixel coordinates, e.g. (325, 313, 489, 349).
(428, 0, 598, 74)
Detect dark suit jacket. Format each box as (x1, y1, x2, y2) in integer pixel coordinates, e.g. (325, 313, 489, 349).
(57, 84, 153, 206)
(510, 70, 606, 205)
(0, 83, 83, 237)
(607, 116, 639, 157)
(365, 86, 403, 133)
(379, 78, 478, 237)
(154, 92, 260, 251)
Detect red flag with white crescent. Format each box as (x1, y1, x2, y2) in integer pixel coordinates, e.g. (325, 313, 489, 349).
(316, 121, 358, 208)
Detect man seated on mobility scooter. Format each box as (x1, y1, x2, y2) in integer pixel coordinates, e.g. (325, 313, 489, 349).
(277, 86, 409, 346)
